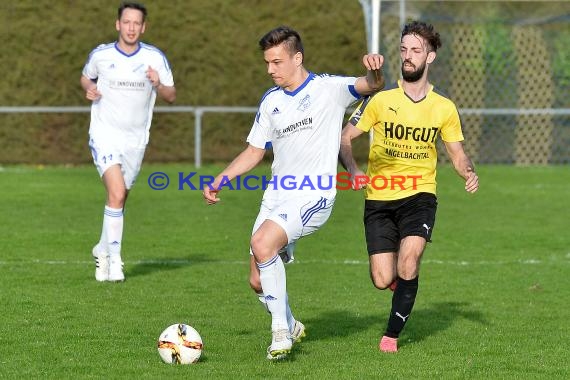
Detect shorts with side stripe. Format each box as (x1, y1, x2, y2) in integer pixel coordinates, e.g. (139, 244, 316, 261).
(89, 137, 145, 190)
(364, 192, 437, 254)
(250, 195, 335, 251)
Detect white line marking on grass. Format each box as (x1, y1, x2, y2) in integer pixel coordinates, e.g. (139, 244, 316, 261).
(0, 258, 567, 266)
(296, 259, 567, 266)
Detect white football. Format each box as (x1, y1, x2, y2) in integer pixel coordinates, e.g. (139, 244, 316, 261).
(157, 323, 203, 364)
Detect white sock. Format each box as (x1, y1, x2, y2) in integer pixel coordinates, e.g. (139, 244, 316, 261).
(104, 206, 123, 258)
(257, 291, 296, 332)
(257, 254, 288, 331)
(97, 209, 108, 252)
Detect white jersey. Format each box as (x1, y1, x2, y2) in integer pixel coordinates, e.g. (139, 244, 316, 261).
(82, 42, 174, 148)
(247, 73, 360, 200)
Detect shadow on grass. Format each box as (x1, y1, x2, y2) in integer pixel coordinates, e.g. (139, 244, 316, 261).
(302, 302, 487, 346)
(125, 254, 215, 278)
(404, 301, 488, 343)
(303, 310, 380, 342)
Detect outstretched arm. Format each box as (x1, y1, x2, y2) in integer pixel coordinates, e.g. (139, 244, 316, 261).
(203, 144, 266, 204)
(444, 141, 479, 193)
(354, 54, 385, 96)
(339, 122, 367, 190)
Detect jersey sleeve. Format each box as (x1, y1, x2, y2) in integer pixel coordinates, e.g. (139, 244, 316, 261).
(439, 103, 464, 142)
(82, 48, 100, 80)
(246, 105, 271, 149)
(322, 75, 360, 108)
(155, 53, 175, 87)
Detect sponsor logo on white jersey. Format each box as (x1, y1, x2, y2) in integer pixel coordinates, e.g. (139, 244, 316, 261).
(297, 94, 311, 112)
(132, 63, 145, 72)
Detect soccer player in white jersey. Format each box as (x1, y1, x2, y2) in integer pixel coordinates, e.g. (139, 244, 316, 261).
(203, 26, 384, 360)
(80, 2, 176, 282)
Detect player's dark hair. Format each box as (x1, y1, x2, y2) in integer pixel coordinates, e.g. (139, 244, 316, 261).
(401, 21, 442, 52)
(118, 2, 147, 22)
(259, 26, 304, 61)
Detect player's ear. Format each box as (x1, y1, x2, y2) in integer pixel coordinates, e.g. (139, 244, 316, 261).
(295, 51, 303, 66)
(141, 22, 146, 34)
(427, 51, 436, 64)
(115, 19, 120, 32)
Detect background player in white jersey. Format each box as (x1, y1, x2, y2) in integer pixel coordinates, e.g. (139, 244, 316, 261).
(80, 2, 176, 282)
(203, 26, 384, 360)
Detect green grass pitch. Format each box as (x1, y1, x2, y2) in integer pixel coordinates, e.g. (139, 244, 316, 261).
(0, 164, 568, 378)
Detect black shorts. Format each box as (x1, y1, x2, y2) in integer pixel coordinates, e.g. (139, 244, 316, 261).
(364, 192, 437, 254)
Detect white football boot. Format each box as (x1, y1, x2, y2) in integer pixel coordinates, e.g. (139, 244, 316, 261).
(92, 245, 109, 282)
(291, 320, 306, 344)
(266, 329, 292, 360)
(108, 255, 125, 282)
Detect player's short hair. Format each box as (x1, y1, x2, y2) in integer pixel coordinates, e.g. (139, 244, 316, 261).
(118, 2, 147, 22)
(259, 26, 304, 61)
(401, 21, 442, 52)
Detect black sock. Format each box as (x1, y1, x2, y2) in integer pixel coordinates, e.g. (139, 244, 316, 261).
(384, 276, 419, 338)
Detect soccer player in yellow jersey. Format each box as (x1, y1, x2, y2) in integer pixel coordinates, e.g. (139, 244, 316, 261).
(339, 21, 479, 353)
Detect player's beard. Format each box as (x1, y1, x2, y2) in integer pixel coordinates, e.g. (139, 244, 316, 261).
(401, 60, 426, 82)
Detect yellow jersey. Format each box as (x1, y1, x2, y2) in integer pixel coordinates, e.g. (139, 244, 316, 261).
(350, 80, 464, 200)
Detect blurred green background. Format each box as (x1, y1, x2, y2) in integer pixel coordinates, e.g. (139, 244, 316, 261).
(0, 0, 569, 164)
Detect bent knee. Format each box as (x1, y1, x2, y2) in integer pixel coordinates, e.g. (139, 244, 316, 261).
(107, 192, 127, 208)
(371, 275, 395, 290)
(250, 235, 274, 261)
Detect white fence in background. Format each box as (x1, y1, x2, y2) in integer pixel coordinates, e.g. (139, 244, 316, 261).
(1, 106, 569, 167)
(0, 106, 256, 168)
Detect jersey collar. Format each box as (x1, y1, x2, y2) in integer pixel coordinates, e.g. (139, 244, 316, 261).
(114, 42, 141, 57)
(399, 79, 432, 103)
(283, 72, 315, 97)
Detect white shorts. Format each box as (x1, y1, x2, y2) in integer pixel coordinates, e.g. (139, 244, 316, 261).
(249, 195, 335, 257)
(89, 137, 146, 190)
